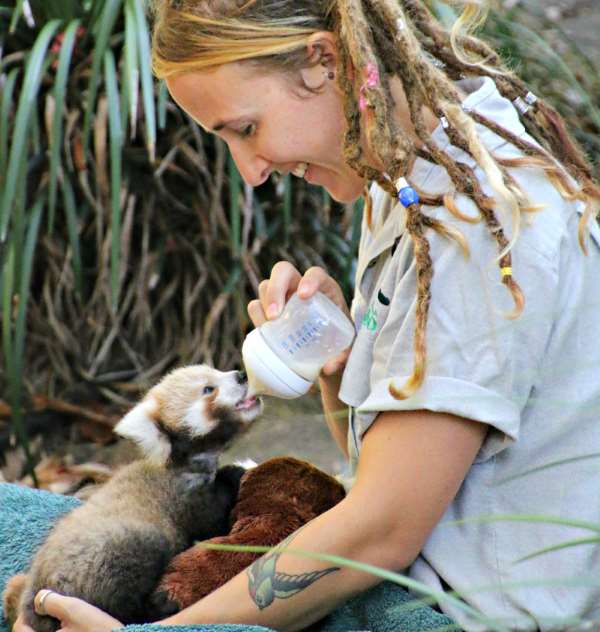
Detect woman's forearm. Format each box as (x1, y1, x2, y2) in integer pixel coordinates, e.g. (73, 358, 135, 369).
(318, 371, 349, 458)
(159, 497, 407, 632)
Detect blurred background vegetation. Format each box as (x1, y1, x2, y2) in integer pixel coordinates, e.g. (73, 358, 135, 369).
(0, 0, 598, 468)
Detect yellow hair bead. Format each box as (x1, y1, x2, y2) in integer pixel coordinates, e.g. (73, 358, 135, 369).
(500, 266, 512, 278)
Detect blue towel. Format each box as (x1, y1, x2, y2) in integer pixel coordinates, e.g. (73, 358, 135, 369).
(0, 483, 455, 632)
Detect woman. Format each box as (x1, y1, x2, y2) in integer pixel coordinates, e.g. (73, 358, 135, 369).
(16, 0, 600, 630)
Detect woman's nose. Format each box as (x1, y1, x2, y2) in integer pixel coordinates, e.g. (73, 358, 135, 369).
(229, 146, 271, 187)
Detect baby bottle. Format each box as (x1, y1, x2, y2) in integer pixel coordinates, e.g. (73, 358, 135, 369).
(242, 292, 356, 398)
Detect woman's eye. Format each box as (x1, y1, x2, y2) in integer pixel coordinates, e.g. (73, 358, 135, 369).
(240, 124, 255, 138)
(203, 386, 215, 395)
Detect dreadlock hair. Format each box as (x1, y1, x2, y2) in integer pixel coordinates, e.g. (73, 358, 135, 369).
(150, 0, 600, 400)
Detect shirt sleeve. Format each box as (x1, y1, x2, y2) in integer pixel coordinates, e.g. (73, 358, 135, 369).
(352, 191, 563, 462)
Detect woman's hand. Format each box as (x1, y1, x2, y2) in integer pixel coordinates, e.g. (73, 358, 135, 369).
(14, 590, 123, 632)
(247, 262, 352, 376)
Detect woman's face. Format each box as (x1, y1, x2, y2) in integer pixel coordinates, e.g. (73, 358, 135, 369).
(166, 61, 367, 203)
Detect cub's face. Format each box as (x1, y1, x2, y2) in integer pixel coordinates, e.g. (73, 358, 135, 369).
(114, 366, 262, 463)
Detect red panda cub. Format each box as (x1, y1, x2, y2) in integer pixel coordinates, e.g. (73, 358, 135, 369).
(3, 365, 262, 632)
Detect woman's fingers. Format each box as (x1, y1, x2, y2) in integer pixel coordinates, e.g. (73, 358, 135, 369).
(299, 267, 350, 317)
(247, 299, 267, 327)
(321, 348, 352, 377)
(33, 590, 122, 632)
(262, 261, 302, 319)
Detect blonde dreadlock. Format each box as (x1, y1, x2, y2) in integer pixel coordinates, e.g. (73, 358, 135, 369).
(150, 0, 600, 399)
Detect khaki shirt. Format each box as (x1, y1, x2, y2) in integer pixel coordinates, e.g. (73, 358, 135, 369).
(339, 77, 600, 630)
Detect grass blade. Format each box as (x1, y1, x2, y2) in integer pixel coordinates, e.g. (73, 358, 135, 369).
(9, 0, 26, 33)
(157, 80, 169, 130)
(282, 174, 292, 248)
(495, 452, 600, 485)
(61, 174, 83, 297)
(48, 18, 80, 232)
(200, 542, 511, 632)
(1, 241, 15, 378)
(0, 19, 61, 243)
(130, 0, 156, 162)
(444, 513, 600, 534)
(104, 48, 124, 312)
(123, 0, 139, 139)
(0, 67, 19, 180)
(515, 535, 600, 564)
(228, 153, 242, 259)
(82, 0, 122, 153)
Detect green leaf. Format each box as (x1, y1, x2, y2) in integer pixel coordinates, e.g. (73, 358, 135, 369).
(48, 18, 80, 233)
(157, 80, 169, 130)
(1, 241, 15, 374)
(516, 535, 600, 564)
(130, 0, 156, 161)
(9, 0, 26, 33)
(123, 0, 139, 139)
(104, 48, 124, 312)
(61, 174, 84, 297)
(444, 513, 600, 534)
(200, 542, 511, 632)
(228, 153, 242, 259)
(82, 0, 123, 153)
(0, 68, 19, 181)
(282, 174, 292, 247)
(14, 198, 44, 378)
(0, 19, 61, 243)
(495, 452, 600, 485)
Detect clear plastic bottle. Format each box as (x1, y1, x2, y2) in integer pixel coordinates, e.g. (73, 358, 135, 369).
(242, 292, 356, 398)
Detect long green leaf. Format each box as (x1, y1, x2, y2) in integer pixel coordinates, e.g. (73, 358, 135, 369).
(516, 535, 600, 564)
(123, 0, 139, 139)
(157, 80, 169, 130)
(282, 174, 292, 247)
(82, 0, 122, 153)
(130, 0, 156, 161)
(104, 49, 124, 311)
(8, 198, 44, 486)
(61, 175, 83, 297)
(495, 452, 600, 485)
(48, 19, 80, 232)
(9, 0, 26, 33)
(200, 542, 511, 632)
(0, 19, 61, 243)
(2, 241, 15, 376)
(228, 153, 242, 259)
(14, 199, 44, 378)
(0, 68, 19, 181)
(444, 513, 600, 534)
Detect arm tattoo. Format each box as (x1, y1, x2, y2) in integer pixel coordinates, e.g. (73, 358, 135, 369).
(246, 530, 340, 610)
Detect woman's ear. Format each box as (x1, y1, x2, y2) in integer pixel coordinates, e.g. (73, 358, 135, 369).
(299, 31, 339, 90)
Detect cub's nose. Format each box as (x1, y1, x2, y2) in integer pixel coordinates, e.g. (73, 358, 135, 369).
(236, 370, 247, 384)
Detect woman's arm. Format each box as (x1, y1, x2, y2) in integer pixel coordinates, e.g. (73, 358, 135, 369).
(24, 408, 486, 632)
(159, 408, 487, 631)
(318, 370, 349, 458)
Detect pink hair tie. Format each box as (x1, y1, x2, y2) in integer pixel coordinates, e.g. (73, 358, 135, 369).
(359, 62, 380, 112)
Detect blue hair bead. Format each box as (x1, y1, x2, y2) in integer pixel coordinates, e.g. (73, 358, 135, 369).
(398, 186, 420, 208)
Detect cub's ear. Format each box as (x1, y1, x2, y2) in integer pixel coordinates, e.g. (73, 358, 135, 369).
(114, 397, 171, 463)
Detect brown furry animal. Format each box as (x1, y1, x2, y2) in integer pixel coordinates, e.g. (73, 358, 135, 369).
(3, 365, 262, 632)
(151, 456, 346, 613)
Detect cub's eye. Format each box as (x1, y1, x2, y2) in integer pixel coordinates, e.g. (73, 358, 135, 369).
(203, 386, 215, 395)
